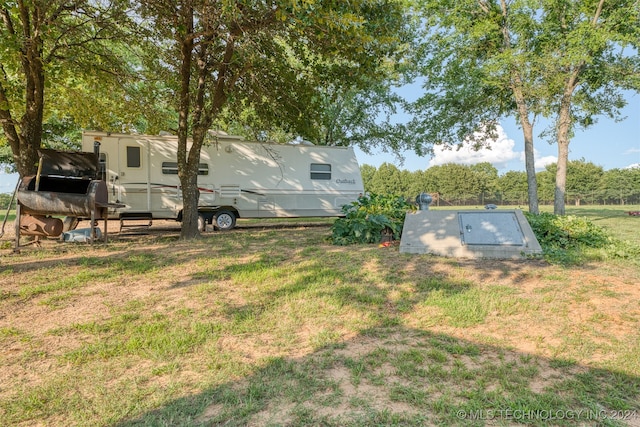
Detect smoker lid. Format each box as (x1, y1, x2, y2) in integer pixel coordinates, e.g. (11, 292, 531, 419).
(37, 149, 99, 178)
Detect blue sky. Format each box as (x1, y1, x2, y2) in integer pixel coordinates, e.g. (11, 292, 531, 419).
(1, 91, 638, 194)
(356, 87, 640, 174)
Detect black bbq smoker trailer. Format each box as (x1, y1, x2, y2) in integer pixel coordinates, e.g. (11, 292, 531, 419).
(10, 145, 110, 251)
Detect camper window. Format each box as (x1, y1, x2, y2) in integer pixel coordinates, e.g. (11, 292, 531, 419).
(162, 162, 209, 176)
(127, 146, 141, 168)
(310, 163, 331, 180)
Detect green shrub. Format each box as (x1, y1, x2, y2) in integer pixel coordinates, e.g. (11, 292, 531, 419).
(331, 194, 415, 245)
(524, 212, 640, 264)
(525, 213, 609, 249)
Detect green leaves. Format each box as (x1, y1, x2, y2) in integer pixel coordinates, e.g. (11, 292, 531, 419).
(526, 212, 609, 250)
(523, 211, 640, 264)
(0, 0, 148, 174)
(411, 0, 640, 215)
(330, 193, 415, 245)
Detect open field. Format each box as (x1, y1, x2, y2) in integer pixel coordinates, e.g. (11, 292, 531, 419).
(559, 205, 640, 247)
(0, 206, 639, 426)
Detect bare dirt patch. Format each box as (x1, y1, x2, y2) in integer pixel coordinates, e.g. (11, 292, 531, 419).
(1, 220, 639, 425)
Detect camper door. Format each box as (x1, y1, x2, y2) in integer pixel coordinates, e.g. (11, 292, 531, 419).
(117, 139, 151, 211)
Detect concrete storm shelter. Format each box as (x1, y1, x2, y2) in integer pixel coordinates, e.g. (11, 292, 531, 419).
(399, 209, 542, 259)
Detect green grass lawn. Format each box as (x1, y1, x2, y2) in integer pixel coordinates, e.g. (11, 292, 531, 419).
(560, 205, 640, 246)
(0, 207, 639, 426)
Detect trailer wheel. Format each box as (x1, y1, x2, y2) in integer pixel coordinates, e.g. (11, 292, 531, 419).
(197, 215, 207, 232)
(214, 210, 236, 231)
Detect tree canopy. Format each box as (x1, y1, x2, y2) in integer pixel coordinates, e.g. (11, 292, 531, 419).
(409, 0, 640, 214)
(1, 0, 638, 227)
(0, 0, 142, 175)
(135, 0, 415, 238)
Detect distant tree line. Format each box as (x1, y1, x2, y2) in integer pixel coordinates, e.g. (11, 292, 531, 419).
(0, 192, 15, 210)
(362, 160, 640, 207)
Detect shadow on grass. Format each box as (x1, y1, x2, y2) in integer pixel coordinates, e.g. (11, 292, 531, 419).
(113, 325, 640, 427)
(2, 223, 637, 426)
(111, 247, 638, 426)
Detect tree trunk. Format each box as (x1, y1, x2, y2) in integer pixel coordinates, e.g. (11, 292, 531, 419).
(0, 2, 46, 178)
(179, 28, 234, 240)
(179, 165, 201, 239)
(500, 0, 539, 215)
(175, 3, 199, 240)
(522, 122, 539, 214)
(555, 85, 575, 215)
(509, 90, 539, 215)
(20, 42, 45, 177)
(180, 127, 208, 240)
(554, 138, 569, 215)
(174, 4, 237, 241)
(14, 136, 41, 177)
(512, 98, 539, 214)
(550, 0, 603, 215)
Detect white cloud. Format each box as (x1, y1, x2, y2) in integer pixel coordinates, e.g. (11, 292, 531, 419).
(357, 123, 564, 172)
(522, 151, 557, 170)
(624, 148, 640, 155)
(427, 125, 560, 172)
(625, 163, 640, 169)
(535, 156, 557, 169)
(429, 125, 520, 169)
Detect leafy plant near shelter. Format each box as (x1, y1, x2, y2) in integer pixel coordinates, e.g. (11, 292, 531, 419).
(525, 212, 640, 264)
(331, 193, 415, 245)
(525, 213, 609, 249)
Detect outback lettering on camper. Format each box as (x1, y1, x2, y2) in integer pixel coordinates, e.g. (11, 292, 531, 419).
(336, 178, 357, 185)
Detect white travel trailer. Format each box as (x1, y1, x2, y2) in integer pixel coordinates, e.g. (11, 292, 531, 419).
(81, 131, 364, 230)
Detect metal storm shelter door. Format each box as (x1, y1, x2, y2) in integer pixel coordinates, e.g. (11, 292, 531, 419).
(458, 212, 525, 246)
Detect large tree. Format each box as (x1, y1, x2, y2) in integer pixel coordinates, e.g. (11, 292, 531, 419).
(563, 159, 604, 205)
(422, 163, 479, 204)
(409, 0, 542, 214)
(139, 0, 414, 239)
(0, 0, 136, 176)
(410, 0, 640, 215)
(214, 74, 413, 152)
(536, 0, 639, 214)
(306, 77, 411, 152)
